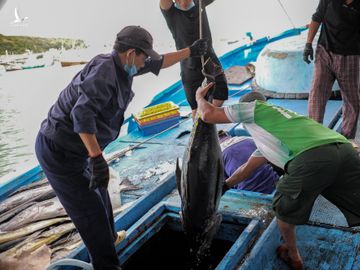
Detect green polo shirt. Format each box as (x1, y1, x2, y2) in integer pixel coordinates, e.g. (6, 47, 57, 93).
(224, 100, 349, 169)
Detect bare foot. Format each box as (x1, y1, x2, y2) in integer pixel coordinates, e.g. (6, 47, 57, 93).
(276, 244, 304, 270)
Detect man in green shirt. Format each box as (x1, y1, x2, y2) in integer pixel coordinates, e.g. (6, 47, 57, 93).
(196, 83, 360, 269)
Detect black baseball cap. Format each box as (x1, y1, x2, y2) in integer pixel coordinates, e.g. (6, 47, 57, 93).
(116, 26, 161, 60)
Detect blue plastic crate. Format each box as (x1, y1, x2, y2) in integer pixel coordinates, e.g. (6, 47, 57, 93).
(137, 116, 180, 136)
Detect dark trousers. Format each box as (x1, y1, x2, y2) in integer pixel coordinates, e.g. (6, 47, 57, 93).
(35, 132, 121, 270)
(273, 142, 360, 226)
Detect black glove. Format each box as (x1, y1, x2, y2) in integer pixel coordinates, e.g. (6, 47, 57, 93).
(189, 38, 208, 57)
(303, 43, 314, 64)
(222, 181, 230, 196)
(88, 154, 109, 190)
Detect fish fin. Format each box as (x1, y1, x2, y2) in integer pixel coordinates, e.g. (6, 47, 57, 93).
(176, 158, 182, 195)
(176, 130, 191, 139)
(119, 178, 140, 192)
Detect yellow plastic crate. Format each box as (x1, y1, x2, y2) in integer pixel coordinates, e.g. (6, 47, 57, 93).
(134, 102, 179, 125)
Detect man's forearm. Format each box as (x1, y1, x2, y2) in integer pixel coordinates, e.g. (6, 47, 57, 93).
(306, 20, 320, 44)
(226, 164, 248, 187)
(161, 48, 190, 68)
(79, 133, 102, 157)
(225, 156, 267, 187)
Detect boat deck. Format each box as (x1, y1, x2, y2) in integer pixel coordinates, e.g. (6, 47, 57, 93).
(2, 26, 360, 269)
(0, 77, 356, 269)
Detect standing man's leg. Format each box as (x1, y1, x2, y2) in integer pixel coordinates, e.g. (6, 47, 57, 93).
(182, 70, 205, 119)
(212, 72, 228, 108)
(334, 55, 360, 139)
(191, 109, 197, 120)
(35, 133, 121, 270)
(308, 46, 336, 123)
(183, 83, 199, 119)
(183, 74, 228, 119)
(182, 56, 228, 118)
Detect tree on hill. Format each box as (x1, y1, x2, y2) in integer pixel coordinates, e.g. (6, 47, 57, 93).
(0, 34, 87, 55)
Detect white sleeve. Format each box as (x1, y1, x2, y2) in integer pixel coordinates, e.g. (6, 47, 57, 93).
(224, 106, 237, 122)
(224, 102, 256, 123)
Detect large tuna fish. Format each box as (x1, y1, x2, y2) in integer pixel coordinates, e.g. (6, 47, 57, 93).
(176, 107, 224, 268)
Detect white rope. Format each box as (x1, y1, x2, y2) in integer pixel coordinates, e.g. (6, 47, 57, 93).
(276, 0, 296, 29)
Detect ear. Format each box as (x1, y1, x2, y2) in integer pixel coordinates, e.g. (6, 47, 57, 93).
(126, 49, 135, 56)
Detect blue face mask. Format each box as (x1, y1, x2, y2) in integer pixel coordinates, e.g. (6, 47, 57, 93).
(123, 51, 138, 77)
(174, 1, 195, 11)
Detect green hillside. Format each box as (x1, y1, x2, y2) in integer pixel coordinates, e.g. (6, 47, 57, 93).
(0, 34, 87, 55)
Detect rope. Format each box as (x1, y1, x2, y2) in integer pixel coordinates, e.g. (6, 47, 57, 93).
(229, 84, 251, 98)
(276, 0, 296, 29)
(199, 0, 205, 67)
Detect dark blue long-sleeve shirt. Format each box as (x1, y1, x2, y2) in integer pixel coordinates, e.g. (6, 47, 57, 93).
(40, 50, 163, 156)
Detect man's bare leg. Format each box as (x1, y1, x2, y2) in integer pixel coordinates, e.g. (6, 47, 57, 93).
(191, 109, 197, 120)
(277, 218, 303, 265)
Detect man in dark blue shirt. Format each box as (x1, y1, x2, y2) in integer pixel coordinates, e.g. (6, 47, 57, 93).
(304, 0, 360, 146)
(35, 25, 208, 270)
(160, 0, 229, 119)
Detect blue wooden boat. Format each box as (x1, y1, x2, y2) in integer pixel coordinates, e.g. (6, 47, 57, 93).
(1, 26, 359, 270)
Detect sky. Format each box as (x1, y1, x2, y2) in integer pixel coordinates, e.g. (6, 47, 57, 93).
(0, 0, 318, 52)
